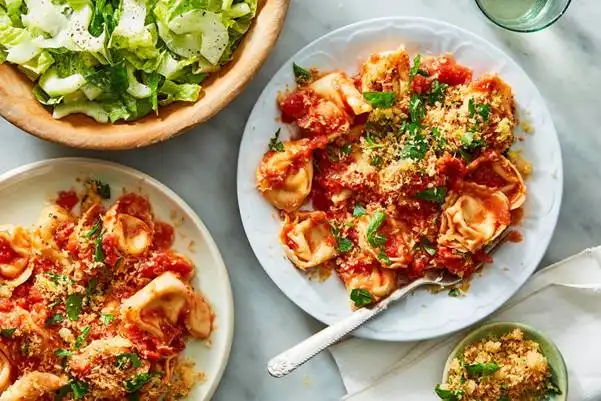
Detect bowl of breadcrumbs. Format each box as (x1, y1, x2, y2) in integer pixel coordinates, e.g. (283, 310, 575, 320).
(436, 322, 567, 401)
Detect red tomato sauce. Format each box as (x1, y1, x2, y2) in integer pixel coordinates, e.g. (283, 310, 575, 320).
(138, 252, 194, 280)
(153, 222, 175, 250)
(55, 190, 79, 211)
(423, 55, 473, 86)
(0, 237, 20, 265)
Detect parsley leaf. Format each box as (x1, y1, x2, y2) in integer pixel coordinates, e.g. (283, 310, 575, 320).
(448, 288, 462, 297)
(85, 220, 102, 239)
(330, 224, 354, 254)
(340, 143, 353, 156)
(45, 313, 64, 327)
(0, 328, 16, 338)
(352, 204, 366, 217)
(466, 362, 500, 377)
(268, 128, 285, 152)
(409, 94, 426, 124)
(428, 80, 448, 105)
(70, 379, 89, 400)
(55, 348, 72, 358)
(94, 230, 105, 262)
(293, 63, 312, 85)
(47, 272, 71, 285)
(399, 130, 428, 160)
(415, 238, 437, 255)
(123, 372, 153, 393)
(415, 187, 447, 204)
(378, 250, 392, 266)
(460, 130, 485, 150)
(468, 98, 476, 118)
(116, 353, 142, 369)
(370, 155, 383, 167)
(75, 326, 91, 349)
(100, 313, 114, 325)
(434, 385, 464, 400)
(350, 288, 373, 307)
(431, 127, 448, 151)
(364, 132, 384, 149)
(477, 104, 490, 122)
(366, 211, 387, 248)
(409, 54, 429, 80)
(66, 294, 83, 321)
(363, 91, 396, 109)
(93, 179, 111, 199)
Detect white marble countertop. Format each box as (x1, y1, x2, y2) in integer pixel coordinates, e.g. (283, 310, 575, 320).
(0, 0, 599, 400)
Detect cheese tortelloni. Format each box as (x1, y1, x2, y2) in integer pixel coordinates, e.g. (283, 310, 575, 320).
(0, 372, 67, 401)
(32, 204, 73, 261)
(0, 344, 11, 393)
(0, 226, 33, 295)
(468, 152, 526, 210)
(359, 47, 411, 94)
(104, 194, 155, 257)
(121, 272, 214, 340)
(309, 72, 372, 116)
(70, 336, 134, 373)
(355, 216, 412, 269)
(339, 266, 398, 304)
(73, 202, 103, 239)
(256, 139, 314, 212)
(439, 183, 511, 253)
(280, 211, 337, 270)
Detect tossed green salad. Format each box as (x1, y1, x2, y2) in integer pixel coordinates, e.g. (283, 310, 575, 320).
(0, 0, 257, 122)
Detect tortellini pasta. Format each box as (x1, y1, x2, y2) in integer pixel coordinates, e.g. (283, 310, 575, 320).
(340, 266, 398, 303)
(359, 47, 411, 94)
(309, 72, 372, 116)
(121, 272, 213, 340)
(0, 372, 67, 401)
(256, 139, 314, 212)
(468, 152, 526, 210)
(439, 183, 511, 253)
(0, 344, 11, 393)
(355, 215, 412, 269)
(32, 204, 73, 262)
(0, 225, 32, 295)
(104, 193, 155, 256)
(70, 336, 133, 373)
(280, 211, 338, 270)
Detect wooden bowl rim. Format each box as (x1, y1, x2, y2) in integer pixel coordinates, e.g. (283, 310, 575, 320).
(0, 0, 289, 150)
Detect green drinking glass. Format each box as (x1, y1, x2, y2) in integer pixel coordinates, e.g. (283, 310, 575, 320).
(475, 0, 572, 32)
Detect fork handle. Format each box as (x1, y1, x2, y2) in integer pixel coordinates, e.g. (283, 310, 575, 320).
(267, 278, 428, 378)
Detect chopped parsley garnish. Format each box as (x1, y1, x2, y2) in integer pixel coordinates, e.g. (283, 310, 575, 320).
(465, 362, 500, 377)
(409, 54, 429, 80)
(93, 179, 111, 199)
(468, 98, 476, 118)
(431, 127, 448, 151)
(349, 288, 373, 307)
(55, 348, 72, 358)
(268, 128, 285, 152)
(0, 328, 16, 338)
(75, 326, 91, 349)
(123, 372, 153, 393)
(94, 230, 105, 262)
(434, 385, 464, 400)
(292, 63, 312, 85)
(460, 130, 485, 150)
(366, 210, 387, 248)
(477, 103, 490, 121)
(399, 130, 428, 160)
(47, 272, 71, 285)
(448, 288, 462, 297)
(364, 132, 384, 149)
(378, 250, 392, 266)
(415, 187, 447, 204)
(100, 313, 115, 325)
(66, 293, 83, 321)
(363, 91, 396, 109)
(352, 204, 366, 217)
(370, 155, 383, 167)
(85, 220, 102, 239)
(340, 143, 353, 156)
(409, 94, 426, 124)
(498, 396, 509, 401)
(116, 353, 142, 369)
(330, 224, 353, 254)
(45, 313, 64, 327)
(70, 379, 89, 400)
(428, 80, 448, 105)
(85, 278, 98, 305)
(415, 238, 437, 256)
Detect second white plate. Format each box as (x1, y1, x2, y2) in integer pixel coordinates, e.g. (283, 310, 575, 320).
(237, 17, 562, 341)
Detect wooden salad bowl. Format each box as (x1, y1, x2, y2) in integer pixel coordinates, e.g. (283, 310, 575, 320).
(0, 0, 289, 150)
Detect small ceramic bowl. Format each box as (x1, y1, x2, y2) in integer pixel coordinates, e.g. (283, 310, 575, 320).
(441, 322, 568, 400)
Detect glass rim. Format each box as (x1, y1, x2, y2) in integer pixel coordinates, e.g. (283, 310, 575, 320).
(475, 0, 573, 33)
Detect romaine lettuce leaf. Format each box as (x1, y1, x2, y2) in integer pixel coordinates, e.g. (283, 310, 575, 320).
(53, 100, 109, 122)
(125, 62, 151, 98)
(110, 0, 159, 59)
(168, 10, 228, 64)
(18, 49, 54, 79)
(158, 79, 200, 105)
(39, 68, 86, 96)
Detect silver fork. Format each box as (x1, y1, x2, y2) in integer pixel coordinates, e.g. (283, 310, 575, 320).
(267, 230, 510, 378)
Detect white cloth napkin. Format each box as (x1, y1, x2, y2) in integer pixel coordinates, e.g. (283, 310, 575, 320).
(330, 247, 601, 400)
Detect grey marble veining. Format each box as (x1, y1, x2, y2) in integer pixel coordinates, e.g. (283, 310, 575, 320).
(0, 0, 599, 400)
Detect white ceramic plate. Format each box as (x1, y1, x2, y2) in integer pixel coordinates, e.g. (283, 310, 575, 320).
(237, 17, 562, 341)
(0, 158, 233, 400)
